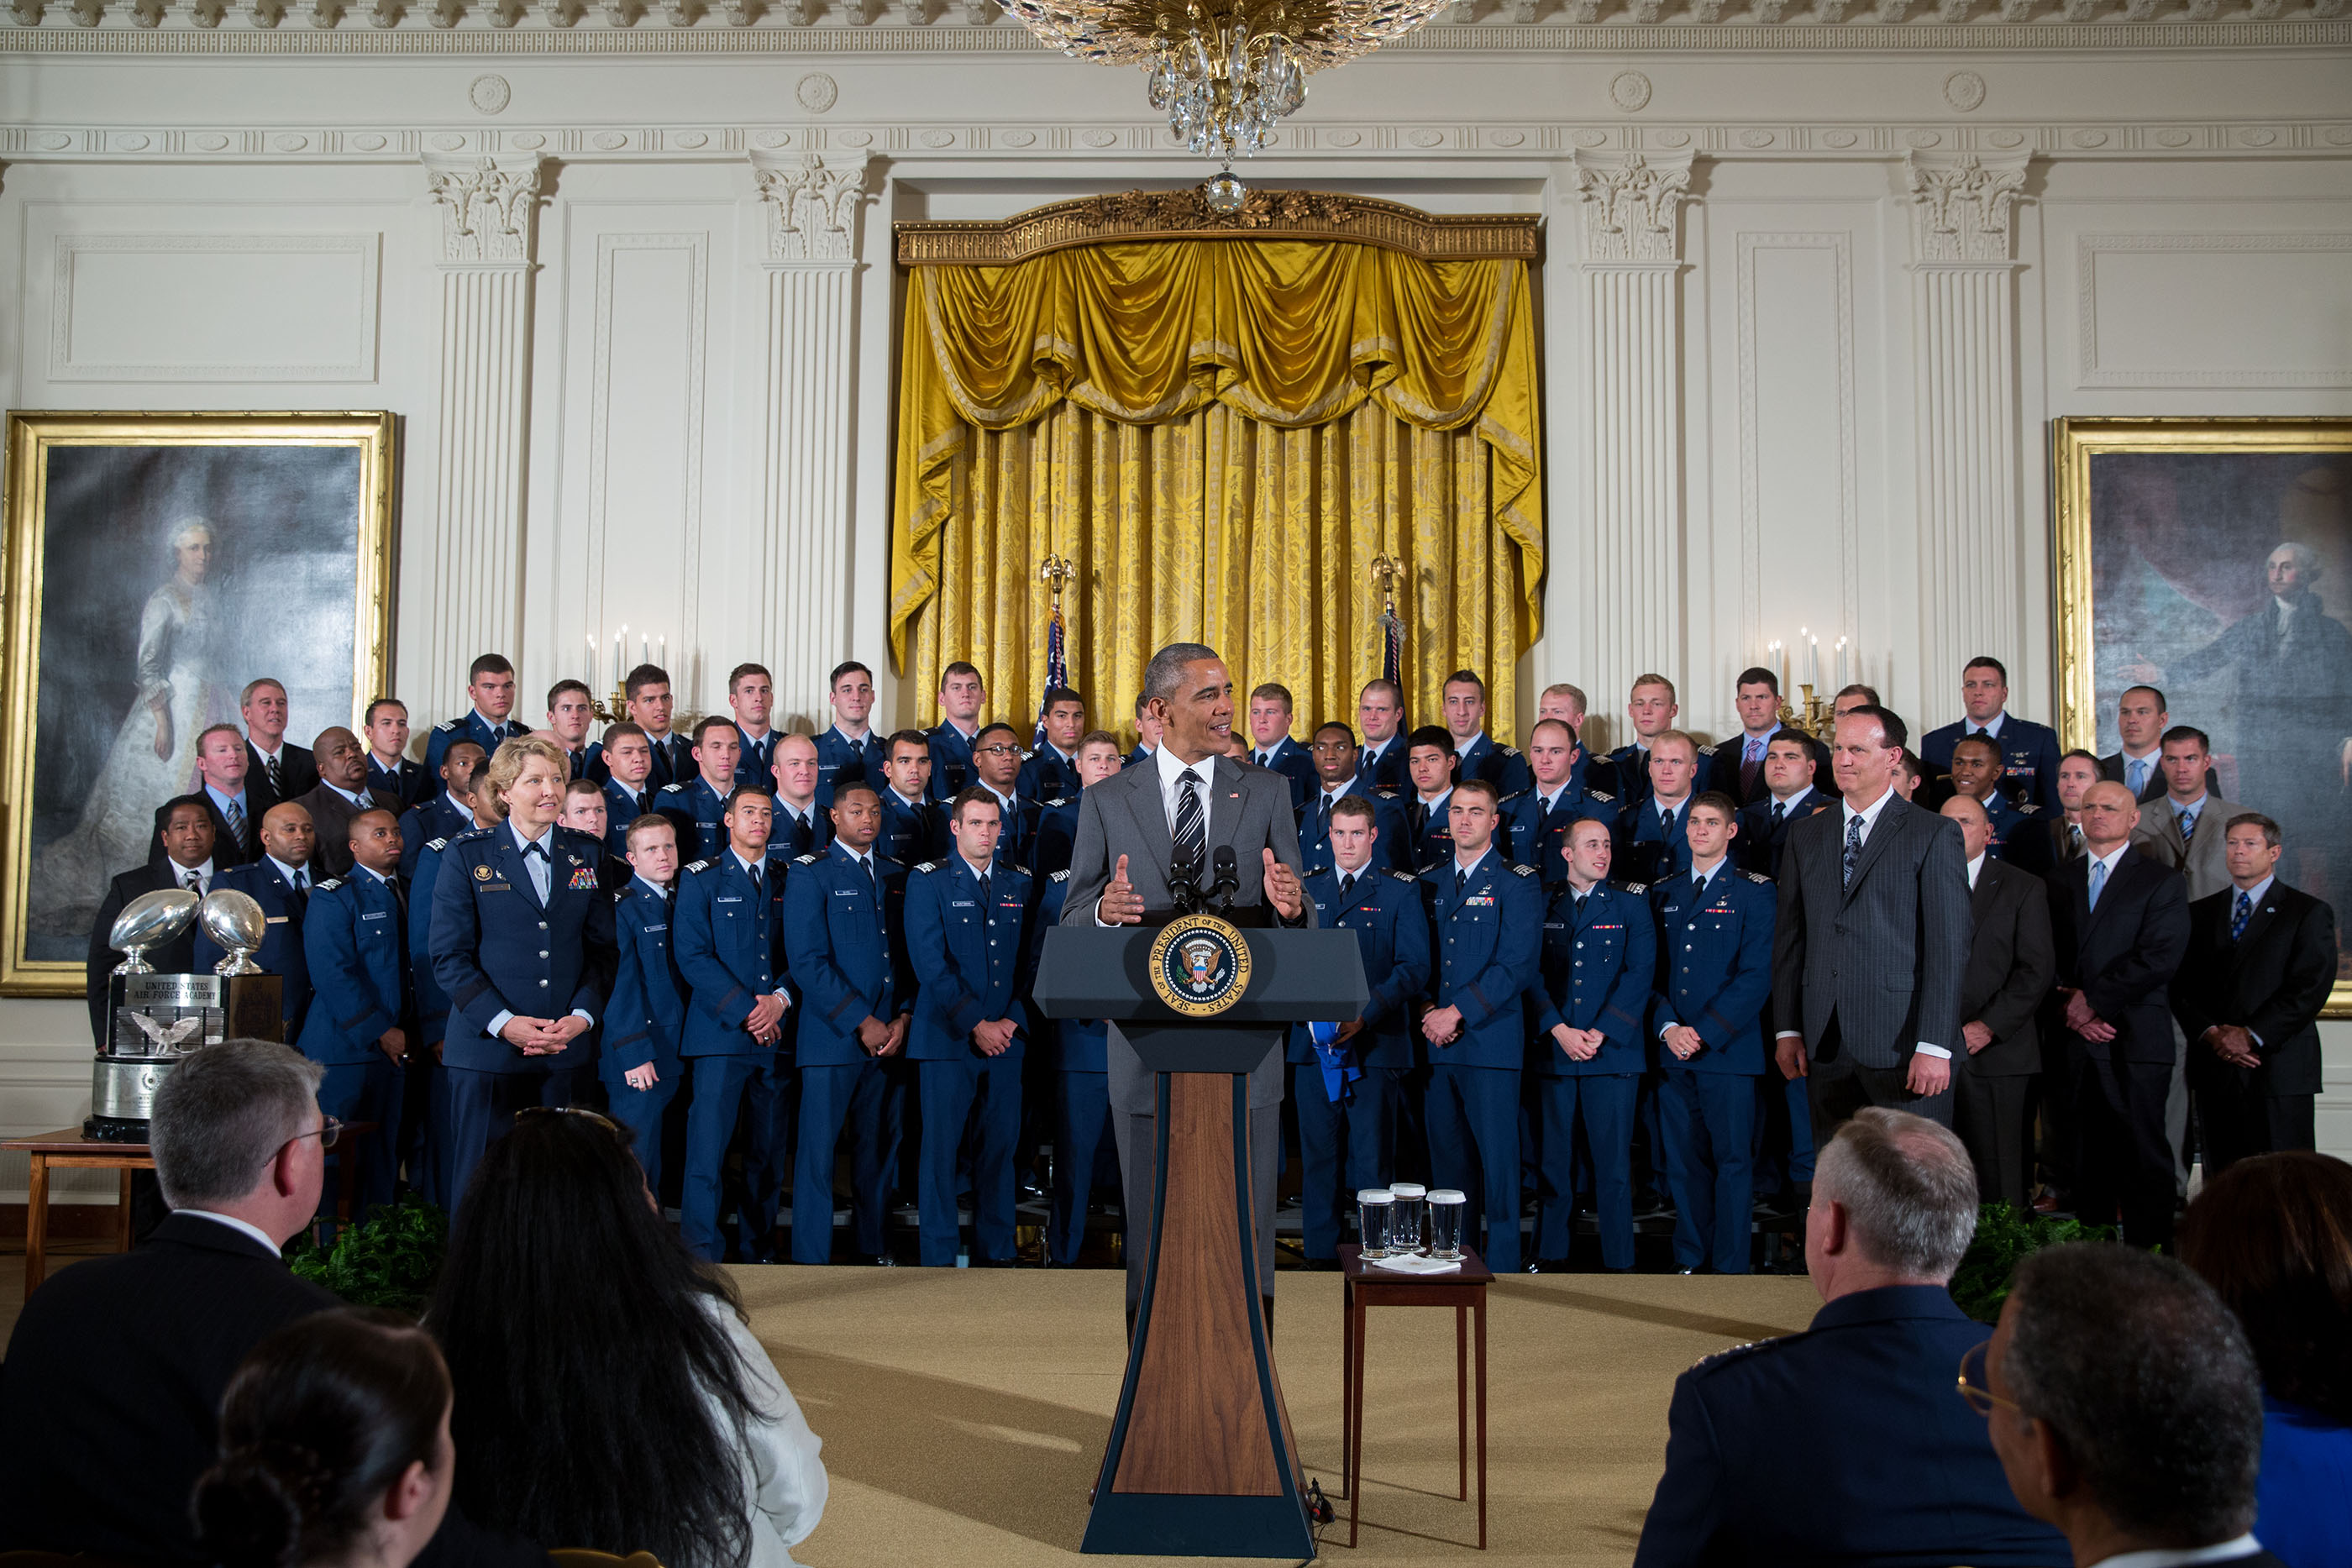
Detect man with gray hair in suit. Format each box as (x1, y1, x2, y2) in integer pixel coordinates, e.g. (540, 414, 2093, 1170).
(1062, 641, 1314, 1325)
(1772, 705, 1972, 1134)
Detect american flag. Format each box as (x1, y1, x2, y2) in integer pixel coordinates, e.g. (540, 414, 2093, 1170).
(1034, 602, 1067, 749)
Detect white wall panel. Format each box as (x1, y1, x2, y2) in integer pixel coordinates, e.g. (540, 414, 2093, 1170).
(50, 232, 379, 383)
(2077, 233, 2352, 389)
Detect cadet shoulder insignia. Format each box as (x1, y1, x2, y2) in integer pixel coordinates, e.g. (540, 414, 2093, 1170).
(1050, 868, 1072, 884)
(1376, 789, 1400, 800)
(425, 837, 449, 852)
(684, 859, 713, 874)
(1697, 742, 1719, 756)
(1008, 863, 1032, 878)
(1620, 881, 1649, 894)
(913, 861, 939, 874)
(1500, 746, 1520, 758)
(1588, 789, 1615, 803)
(314, 878, 344, 893)
(1386, 869, 1417, 884)
(657, 783, 686, 798)
(795, 854, 821, 866)
(434, 718, 463, 733)
(2017, 803, 2041, 815)
(1741, 869, 1774, 884)
(1511, 863, 1539, 878)
(1045, 796, 1071, 809)
(1499, 789, 1528, 805)
(452, 827, 491, 843)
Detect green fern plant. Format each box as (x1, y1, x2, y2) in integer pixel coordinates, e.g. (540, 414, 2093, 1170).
(1949, 1202, 2118, 1324)
(284, 1193, 449, 1316)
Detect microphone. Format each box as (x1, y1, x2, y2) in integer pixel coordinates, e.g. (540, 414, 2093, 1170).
(1170, 845, 1205, 914)
(1210, 845, 1240, 914)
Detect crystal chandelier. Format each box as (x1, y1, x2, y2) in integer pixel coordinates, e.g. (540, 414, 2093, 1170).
(999, 0, 1449, 170)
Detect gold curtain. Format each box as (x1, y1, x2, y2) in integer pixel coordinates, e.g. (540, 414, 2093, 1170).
(889, 237, 1542, 742)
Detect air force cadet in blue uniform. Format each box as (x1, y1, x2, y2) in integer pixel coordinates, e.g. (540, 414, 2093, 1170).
(968, 723, 1041, 870)
(1616, 732, 1701, 887)
(1032, 733, 1125, 880)
(399, 740, 485, 880)
(874, 732, 944, 868)
(1293, 796, 1431, 1261)
(768, 735, 831, 860)
(196, 803, 318, 1040)
(1440, 670, 1533, 800)
(602, 814, 689, 1191)
(656, 717, 739, 864)
(597, 724, 661, 859)
(1420, 779, 1543, 1272)
(813, 662, 889, 809)
(905, 789, 1034, 1267)
(674, 788, 794, 1263)
(363, 700, 429, 810)
(297, 807, 411, 1212)
(785, 782, 913, 1265)
(1527, 816, 1655, 1272)
(1352, 679, 1410, 794)
(1608, 675, 1683, 812)
(926, 662, 988, 801)
(1920, 655, 2064, 810)
(1503, 718, 1621, 883)
(1299, 723, 1412, 873)
(1242, 684, 1317, 810)
(1402, 727, 1460, 873)
(1033, 862, 1116, 1266)
(1650, 792, 1777, 1275)
(423, 654, 528, 778)
(429, 738, 615, 1201)
(1017, 689, 1089, 804)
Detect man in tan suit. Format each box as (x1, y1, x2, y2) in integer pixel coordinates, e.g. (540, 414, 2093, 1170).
(2129, 726, 2250, 903)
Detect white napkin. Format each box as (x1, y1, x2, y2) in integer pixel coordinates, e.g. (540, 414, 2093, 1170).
(1370, 1252, 1462, 1275)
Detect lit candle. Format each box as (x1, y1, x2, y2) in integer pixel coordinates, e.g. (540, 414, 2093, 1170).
(657, 635, 667, 673)
(1767, 640, 1783, 692)
(1835, 637, 1850, 691)
(585, 632, 597, 697)
(639, 632, 648, 669)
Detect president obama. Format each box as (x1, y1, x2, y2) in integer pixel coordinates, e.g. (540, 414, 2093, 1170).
(1061, 642, 1314, 1325)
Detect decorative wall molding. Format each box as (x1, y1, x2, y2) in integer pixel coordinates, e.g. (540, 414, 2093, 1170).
(751, 146, 868, 262)
(5, 120, 2349, 163)
(2076, 230, 2352, 386)
(1736, 231, 1859, 668)
(423, 148, 543, 263)
(1, 9, 2347, 40)
(1904, 148, 2029, 263)
(47, 230, 381, 380)
(1572, 147, 1693, 263)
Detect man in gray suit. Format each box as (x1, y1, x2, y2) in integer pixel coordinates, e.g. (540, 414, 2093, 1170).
(1061, 642, 1313, 1324)
(1772, 705, 1971, 1133)
(2128, 726, 2250, 903)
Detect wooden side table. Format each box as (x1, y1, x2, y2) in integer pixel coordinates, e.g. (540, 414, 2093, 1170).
(1337, 1242, 1492, 1550)
(5, 1123, 371, 1294)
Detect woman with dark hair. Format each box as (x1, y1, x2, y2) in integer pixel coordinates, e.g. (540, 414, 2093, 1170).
(2179, 1150, 2352, 1568)
(428, 1106, 825, 1567)
(194, 1309, 454, 1568)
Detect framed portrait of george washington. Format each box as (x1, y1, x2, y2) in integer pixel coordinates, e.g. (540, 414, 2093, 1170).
(2052, 415, 2352, 1012)
(1, 411, 396, 996)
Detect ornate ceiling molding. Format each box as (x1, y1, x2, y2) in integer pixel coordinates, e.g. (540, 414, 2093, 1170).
(1, 9, 2345, 44)
(895, 187, 1542, 264)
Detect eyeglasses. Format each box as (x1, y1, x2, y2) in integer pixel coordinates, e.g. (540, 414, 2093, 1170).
(975, 743, 1021, 757)
(270, 1116, 344, 1166)
(1956, 1340, 2019, 1417)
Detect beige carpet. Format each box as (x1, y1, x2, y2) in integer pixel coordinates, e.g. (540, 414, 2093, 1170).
(732, 1266, 1823, 1567)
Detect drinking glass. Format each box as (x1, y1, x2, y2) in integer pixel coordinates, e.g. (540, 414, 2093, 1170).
(1357, 1188, 1394, 1260)
(1388, 1183, 1427, 1256)
(1427, 1188, 1467, 1261)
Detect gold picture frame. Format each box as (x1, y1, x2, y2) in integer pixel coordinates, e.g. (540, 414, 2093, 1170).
(1, 411, 396, 999)
(2051, 415, 2352, 1015)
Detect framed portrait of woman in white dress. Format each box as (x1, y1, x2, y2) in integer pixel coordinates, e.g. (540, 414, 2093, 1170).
(1, 411, 395, 996)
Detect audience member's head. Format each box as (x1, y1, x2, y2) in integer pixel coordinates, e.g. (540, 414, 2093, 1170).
(2179, 1151, 2352, 1424)
(1805, 1107, 1977, 1299)
(427, 1107, 762, 1565)
(150, 1040, 328, 1249)
(195, 1311, 453, 1568)
(1985, 1244, 2265, 1560)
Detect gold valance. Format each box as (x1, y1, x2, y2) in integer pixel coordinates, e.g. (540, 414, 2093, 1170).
(888, 233, 1544, 669)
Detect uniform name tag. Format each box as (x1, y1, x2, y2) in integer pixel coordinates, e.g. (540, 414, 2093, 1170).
(1544, 921, 1566, 930)
(952, 899, 976, 909)
(717, 896, 742, 905)
(361, 911, 389, 920)
(645, 923, 667, 933)
(480, 882, 512, 892)
(832, 889, 859, 898)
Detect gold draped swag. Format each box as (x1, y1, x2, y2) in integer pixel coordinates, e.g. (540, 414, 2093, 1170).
(887, 223, 1545, 744)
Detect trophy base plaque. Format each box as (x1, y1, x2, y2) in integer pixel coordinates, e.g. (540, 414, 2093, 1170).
(92, 972, 285, 1135)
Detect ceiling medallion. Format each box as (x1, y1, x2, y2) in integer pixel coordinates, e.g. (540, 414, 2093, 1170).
(999, 0, 1449, 204)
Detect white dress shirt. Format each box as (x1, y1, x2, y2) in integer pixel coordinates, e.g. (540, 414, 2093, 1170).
(2090, 1536, 2263, 1568)
(1151, 745, 1219, 842)
(180, 1209, 282, 1255)
(1965, 852, 1986, 891)
(166, 857, 216, 895)
(706, 1301, 829, 1568)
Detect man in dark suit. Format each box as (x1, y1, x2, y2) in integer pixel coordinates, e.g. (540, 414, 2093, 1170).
(2173, 811, 2338, 1170)
(1982, 1245, 2283, 1568)
(1704, 666, 1830, 807)
(154, 721, 258, 867)
(241, 676, 318, 813)
(2100, 683, 2215, 803)
(1939, 796, 2055, 1212)
(1634, 1108, 2069, 1568)
(0, 1041, 339, 1564)
(1062, 641, 1312, 1321)
(1735, 732, 1834, 878)
(2045, 780, 2190, 1251)
(292, 726, 401, 878)
(1919, 656, 2063, 810)
(1772, 705, 1971, 1133)
(2040, 750, 2102, 870)
(90, 795, 219, 1047)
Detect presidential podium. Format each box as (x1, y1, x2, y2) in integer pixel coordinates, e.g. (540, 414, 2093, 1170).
(1034, 919, 1369, 1559)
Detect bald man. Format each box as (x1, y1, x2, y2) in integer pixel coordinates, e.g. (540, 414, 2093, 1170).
(291, 726, 399, 878)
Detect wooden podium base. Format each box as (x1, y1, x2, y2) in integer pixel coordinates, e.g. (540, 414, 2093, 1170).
(1081, 1067, 1314, 1558)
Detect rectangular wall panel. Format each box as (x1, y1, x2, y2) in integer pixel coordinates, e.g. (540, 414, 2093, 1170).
(2078, 233, 2352, 388)
(50, 233, 379, 382)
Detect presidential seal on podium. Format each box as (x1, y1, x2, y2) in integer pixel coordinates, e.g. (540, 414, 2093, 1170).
(1147, 912, 1253, 1018)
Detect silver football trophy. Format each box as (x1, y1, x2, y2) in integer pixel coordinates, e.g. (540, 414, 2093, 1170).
(92, 888, 283, 1139)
